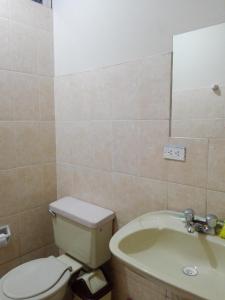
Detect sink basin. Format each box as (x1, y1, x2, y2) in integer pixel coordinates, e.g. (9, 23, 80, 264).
(109, 211, 225, 300)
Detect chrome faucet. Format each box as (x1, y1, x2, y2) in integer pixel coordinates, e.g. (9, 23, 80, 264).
(183, 209, 219, 235)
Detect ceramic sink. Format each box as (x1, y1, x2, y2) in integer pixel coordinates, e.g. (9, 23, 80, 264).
(109, 211, 225, 300)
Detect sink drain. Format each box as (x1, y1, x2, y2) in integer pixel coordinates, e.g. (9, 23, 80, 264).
(182, 266, 199, 276)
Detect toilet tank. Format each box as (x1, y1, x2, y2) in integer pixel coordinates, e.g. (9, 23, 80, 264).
(49, 197, 115, 269)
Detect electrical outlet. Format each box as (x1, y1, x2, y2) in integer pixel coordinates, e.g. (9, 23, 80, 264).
(163, 144, 186, 161)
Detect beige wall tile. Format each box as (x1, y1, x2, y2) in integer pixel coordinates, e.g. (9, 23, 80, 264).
(34, 3, 53, 32)
(0, 17, 10, 70)
(15, 122, 55, 166)
(0, 169, 20, 217)
(55, 74, 90, 121)
(72, 165, 93, 203)
(70, 121, 92, 166)
(138, 78, 171, 120)
(0, 123, 17, 169)
(139, 120, 170, 142)
(39, 76, 54, 121)
(69, 74, 91, 120)
(0, 258, 21, 277)
(42, 243, 59, 257)
(55, 124, 73, 164)
(139, 143, 168, 181)
(54, 76, 70, 121)
(208, 139, 225, 192)
(112, 121, 138, 175)
(9, 0, 52, 31)
(42, 163, 57, 204)
(20, 206, 53, 255)
(54, 76, 66, 121)
(56, 163, 74, 199)
(15, 123, 42, 166)
(37, 29, 54, 76)
(73, 166, 112, 209)
(112, 173, 167, 226)
(0, 70, 12, 120)
(137, 176, 167, 213)
(90, 121, 112, 171)
(138, 120, 169, 180)
(10, 22, 37, 73)
(39, 122, 56, 162)
(108, 61, 140, 120)
(80, 70, 104, 120)
(21, 244, 58, 264)
(138, 53, 171, 120)
(207, 190, 225, 218)
(89, 69, 112, 120)
(112, 173, 138, 226)
(14, 163, 56, 210)
(15, 165, 44, 210)
(0, 0, 55, 275)
(168, 182, 206, 215)
(9, 0, 36, 27)
(11, 73, 39, 121)
(0, 214, 21, 265)
(168, 138, 208, 188)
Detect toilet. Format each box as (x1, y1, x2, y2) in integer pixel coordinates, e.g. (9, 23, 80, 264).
(0, 197, 115, 300)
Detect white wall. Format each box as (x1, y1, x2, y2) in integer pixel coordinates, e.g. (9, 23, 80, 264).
(173, 23, 225, 91)
(53, 0, 225, 75)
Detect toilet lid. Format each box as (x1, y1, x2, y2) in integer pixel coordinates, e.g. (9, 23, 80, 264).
(2, 256, 71, 300)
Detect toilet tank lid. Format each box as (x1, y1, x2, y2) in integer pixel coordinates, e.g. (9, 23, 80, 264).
(49, 197, 115, 228)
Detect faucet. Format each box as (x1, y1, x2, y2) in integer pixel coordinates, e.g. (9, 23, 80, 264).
(183, 208, 219, 235)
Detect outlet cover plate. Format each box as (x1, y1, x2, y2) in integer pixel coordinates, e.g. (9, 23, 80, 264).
(163, 144, 186, 161)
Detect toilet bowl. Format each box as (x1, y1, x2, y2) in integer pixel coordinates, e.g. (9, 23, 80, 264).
(0, 197, 114, 300)
(0, 256, 73, 300)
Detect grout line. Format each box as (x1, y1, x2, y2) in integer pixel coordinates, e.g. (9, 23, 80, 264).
(0, 121, 55, 124)
(0, 203, 51, 222)
(55, 51, 172, 77)
(0, 161, 56, 172)
(0, 242, 55, 267)
(56, 161, 225, 192)
(57, 160, 225, 194)
(54, 119, 170, 123)
(0, 67, 54, 78)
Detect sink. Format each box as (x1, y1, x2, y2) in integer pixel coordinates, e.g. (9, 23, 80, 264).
(109, 211, 225, 300)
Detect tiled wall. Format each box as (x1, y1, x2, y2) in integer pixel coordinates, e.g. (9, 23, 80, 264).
(0, 0, 56, 276)
(55, 52, 225, 300)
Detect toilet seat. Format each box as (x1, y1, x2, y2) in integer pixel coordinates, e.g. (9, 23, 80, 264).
(0, 256, 71, 300)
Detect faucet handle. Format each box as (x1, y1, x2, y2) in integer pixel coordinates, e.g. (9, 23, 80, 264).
(206, 214, 218, 228)
(183, 208, 195, 222)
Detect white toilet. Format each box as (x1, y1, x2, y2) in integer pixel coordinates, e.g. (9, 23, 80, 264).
(0, 197, 115, 300)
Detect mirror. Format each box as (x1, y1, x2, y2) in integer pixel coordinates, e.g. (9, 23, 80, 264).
(171, 23, 225, 138)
